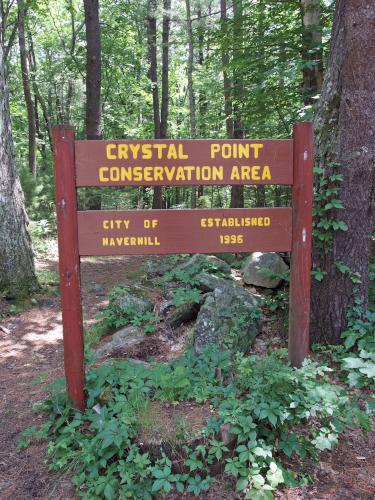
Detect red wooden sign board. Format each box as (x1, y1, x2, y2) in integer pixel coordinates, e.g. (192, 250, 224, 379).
(53, 124, 313, 411)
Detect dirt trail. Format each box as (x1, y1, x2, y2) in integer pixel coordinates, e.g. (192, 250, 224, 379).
(0, 254, 374, 499)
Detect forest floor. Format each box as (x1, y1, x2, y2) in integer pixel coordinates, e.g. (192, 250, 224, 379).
(0, 250, 374, 500)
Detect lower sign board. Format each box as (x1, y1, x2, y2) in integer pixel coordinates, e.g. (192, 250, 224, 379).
(77, 208, 292, 255)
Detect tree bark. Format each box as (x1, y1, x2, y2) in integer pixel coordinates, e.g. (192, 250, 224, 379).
(185, 0, 197, 208)
(300, 0, 323, 105)
(17, 0, 37, 177)
(0, 40, 38, 297)
(160, 0, 171, 139)
(230, 0, 244, 208)
(147, 0, 161, 139)
(220, 0, 233, 139)
(83, 0, 101, 139)
(311, 0, 375, 344)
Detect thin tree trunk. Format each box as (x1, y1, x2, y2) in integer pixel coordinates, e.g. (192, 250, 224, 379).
(220, 0, 233, 138)
(300, 0, 323, 105)
(0, 40, 38, 298)
(147, 0, 161, 138)
(160, 0, 171, 139)
(185, 0, 197, 208)
(152, 0, 171, 209)
(83, 0, 101, 139)
(230, 0, 244, 208)
(17, 1, 36, 177)
(311, 0, 375, 344)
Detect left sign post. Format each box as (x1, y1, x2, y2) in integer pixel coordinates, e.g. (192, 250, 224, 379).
(53, 125, 85, 411)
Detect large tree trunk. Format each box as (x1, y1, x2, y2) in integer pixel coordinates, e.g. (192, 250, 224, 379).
(300, 0, 323, 105)
(18, 1, 37, 177)
(83, 0, 101, 210)
(83, 0, 101, 140)
(0, 41, 38, 297)
(311, 0, 375, 344)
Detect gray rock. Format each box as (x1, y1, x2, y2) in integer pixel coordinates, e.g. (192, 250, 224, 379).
(111, 285, 153, 316)
(242, 252, 289, 288)
(166, 300, 202, 329)
(196, 272, 234, 293)
(93, 283, 105, 295)
(174, 254, 231, 277)
(193, 283, 262, 355)
(95, 325, 146, 359)
(144, 256, 179, 277)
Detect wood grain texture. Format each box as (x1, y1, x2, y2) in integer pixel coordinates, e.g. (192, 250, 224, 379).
(77, 208, 292, 255)
(53, 125, 85, 411)
(75, 139, 293, 186)
(289, 123, 313, 367)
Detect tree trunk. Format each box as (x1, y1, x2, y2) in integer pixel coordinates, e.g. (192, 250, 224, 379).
(300, 0, 323, 105)
(83, 0, 101, 139)
(220, 0, 233, 139)
(160, 0, 171, 139)
(311, 0, 375, 344)
(0, 40, 38, 298)
(230, 0, 244, 208)
(147, 0, 161, 139)
(83, 0, 101, 210)
(152, 0, 171, 209)
(17, 1, 37, 177)
(185, 0, 197, 208)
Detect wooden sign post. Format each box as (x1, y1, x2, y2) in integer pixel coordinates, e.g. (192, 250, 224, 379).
(53, 123, 313, 410)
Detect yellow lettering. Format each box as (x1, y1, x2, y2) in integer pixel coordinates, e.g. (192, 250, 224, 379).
(222, 143, 231, 159)
(167, 144, 177, 159)
(241, 166, 251, 180)
(201, 218, 207, 227)
(210, 143, 220, 159)
(142, 144, 152, 159)
(110, 167, 120, 182)
(118, 144, 128, 159)
(102, 237, 109, 246)
(120, 167, 132, 182)
(230, 165, 240, 180)
(153, 144, 167, 159)
(212, 165, 224, 181)
(262, 165, 271, 180)
(144, 167, 153, 182)
(129, 144, 140, 159)
(264, 217, 271, 226)
(99, 167, 109, 182)
(133, 167, 143, 182)
(238, 143, 249, 158)
(106, 144, 116, 160)
(178, 144, 188, 159)
(250, 143, 264, 159)
(252, 166, 260, 181)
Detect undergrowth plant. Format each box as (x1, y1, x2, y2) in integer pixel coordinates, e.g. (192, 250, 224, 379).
(21, 348, 372, 499)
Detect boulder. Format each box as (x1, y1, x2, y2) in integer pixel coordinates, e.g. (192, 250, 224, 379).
(166, 301, 202, 329)
(174, 254, 231, 277)
(144, 256, 179, 277)
(95, 325, 146, 359)
(111, 285, 153, 316)
(193, 283, 262, 355)
(242, 252, 289, 288)
(196, 272, 234, 293)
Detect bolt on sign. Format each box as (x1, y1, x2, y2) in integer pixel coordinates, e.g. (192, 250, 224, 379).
(53, 124, 313, 411)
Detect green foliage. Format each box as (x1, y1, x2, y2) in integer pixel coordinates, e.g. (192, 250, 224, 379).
(96, 286, 157, 335)
(171, 287, 202, 307)
(23, 347, 371, 499)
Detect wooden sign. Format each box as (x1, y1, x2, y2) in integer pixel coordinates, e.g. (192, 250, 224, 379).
(75, 139, 293, 186)
(53, 124, 313, 411)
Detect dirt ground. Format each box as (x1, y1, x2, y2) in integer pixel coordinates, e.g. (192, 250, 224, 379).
(0, 254, 374, 500)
